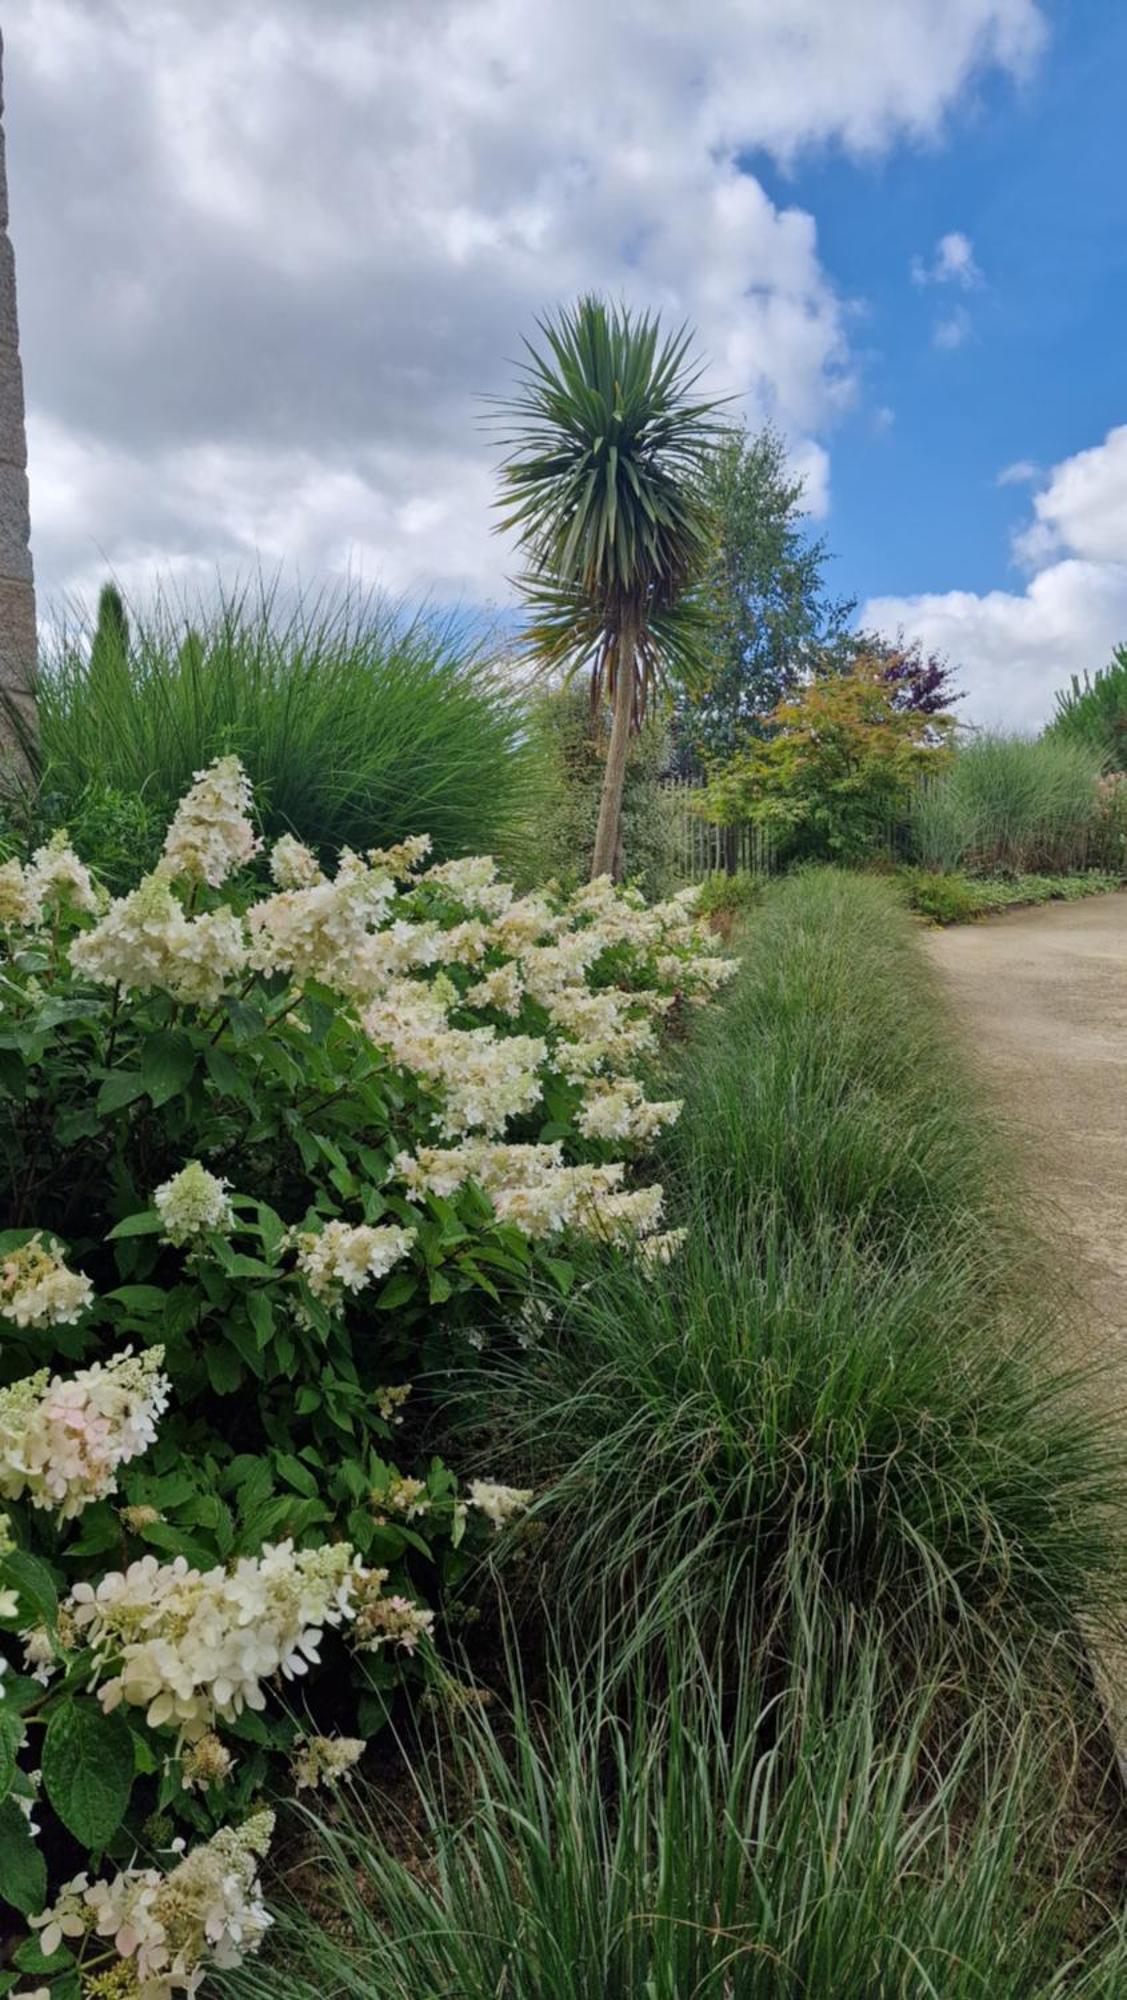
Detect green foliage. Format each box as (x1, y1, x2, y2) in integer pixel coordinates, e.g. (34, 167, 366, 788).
(527, 686, 678, 896)
(910, 733, 1102, 876)
(1047, 643, 1127, 768)
(455, 872, 1127, 1660)
(900, 867, 1123, 924)
(239, 1608, 1127, 2000)
(701, 655, 955, 864)
(672, 424, 855, 774)
(691, 868, 764, 923)
(13, 583, 534, 886)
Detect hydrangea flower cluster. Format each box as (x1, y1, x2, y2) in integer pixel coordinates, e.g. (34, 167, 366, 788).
(154, 1163, 234, 1246)
(290, 1733, 366, 1791)
(0, 830, 101, 929)
(0, 1348, 169, 1520)
(468, 1479, 533, 1530)
(294, 1219, 417, 1303)
(32, 1809, 275, 1998)
(1, 1234, 94, 1329)
(349, 1582, 435, 1655)
(68, 1539, 363, 1739)
(36, 757, 733, 1266)
(159, 754, 261, 889)
(70, 873, 245, 1006)
(393, 1140, 658, 1243)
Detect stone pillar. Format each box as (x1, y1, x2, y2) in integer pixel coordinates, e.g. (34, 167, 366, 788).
(0, 27, 38, 776)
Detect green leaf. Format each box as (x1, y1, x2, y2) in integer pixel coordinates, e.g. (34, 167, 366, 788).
(0, 1702, 24, 1797)
(107, 1210, 165, 1239)
(106, 1284, 169, 1312)
(0, 1799, 47, 1915)
(274, 1453, 319, 1498)
(2, 1551, 58, 1629)
(204, 1344, 244, 1395)
(97, 1070, 148, 1114)
(375, 1269, 419, 1312)
(42, 1702, 134, 1850)
(141, 1030, 197, 1107)
(0, 1049, 26, 1100)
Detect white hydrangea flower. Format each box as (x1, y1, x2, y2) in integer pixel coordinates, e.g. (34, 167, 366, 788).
(0, 856, 36, 926)
(0, 1347, 169, 1520)
(160, 755, 260, 888)
(34, 1810, 275, 1996)
(0, 1235, 94, 1329)
(636, 1227, 688, 1266)
(180, 1731, 235, 1792)
(154, 1162, 235, 1246)
(291, 1733, 366, 1790)
(247, 851, 397, 986)
(465, 961, 525, 1015)
(577, 1077, 682, 1145)
(269, 833, 324, 889)
(468, 1480, 533, 1530)
(23, 831, 101, 922)
(366, 833, 432, 877)
(350, 1576, 435, 1655)
(295, 1220, 416, 1305)
(69, 873, 246, 1005)
(69, 1539, 364, 1738)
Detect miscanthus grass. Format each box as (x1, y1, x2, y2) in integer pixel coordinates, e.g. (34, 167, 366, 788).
(15, 580, 537, 882)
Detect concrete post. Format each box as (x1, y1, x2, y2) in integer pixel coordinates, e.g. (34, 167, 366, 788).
(0, 28, 38, 775)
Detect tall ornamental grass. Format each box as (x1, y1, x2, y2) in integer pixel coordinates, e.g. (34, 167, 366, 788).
(234, 1607, 1127, 2000)
(17, 582, 536, 880)
(1048, 645, 1127, 769)
(453, 872, 1127, 1656)
(910, 733, 1101, 875)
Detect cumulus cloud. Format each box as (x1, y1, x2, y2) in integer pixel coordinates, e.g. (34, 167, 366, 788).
(863, 425, 1127, 730)
(3, 0, 1044, 609)
(911, 229, 983, 289)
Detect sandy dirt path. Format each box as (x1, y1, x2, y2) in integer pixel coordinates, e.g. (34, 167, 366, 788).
(925, 894, 1127, 1361)
(927, 895, 1127, 1753)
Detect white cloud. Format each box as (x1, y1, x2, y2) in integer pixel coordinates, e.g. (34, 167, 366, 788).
(4, 0, 1044, 607)
(933, 307, 974, 350)
(862, 425, 1127, 730)
(911, 229, 983, 289)
(997, 459, 1038, 485)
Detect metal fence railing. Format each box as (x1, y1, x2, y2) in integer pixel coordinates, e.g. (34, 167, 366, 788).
(659, 778, 776, 882)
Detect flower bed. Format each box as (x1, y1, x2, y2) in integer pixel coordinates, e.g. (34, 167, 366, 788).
(0, 758, 732, 1996)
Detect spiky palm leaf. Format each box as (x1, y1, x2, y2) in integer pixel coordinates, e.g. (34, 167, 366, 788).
(493, 296, 725, 719)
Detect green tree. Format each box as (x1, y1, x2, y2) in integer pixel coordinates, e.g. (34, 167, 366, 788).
(493, 296, 721, 879)
(674, 425, 855, 775)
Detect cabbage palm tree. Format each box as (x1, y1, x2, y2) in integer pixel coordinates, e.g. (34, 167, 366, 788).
(494, 297, 722, 879)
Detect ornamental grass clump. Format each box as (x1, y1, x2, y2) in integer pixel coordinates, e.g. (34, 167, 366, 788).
(457, 870, 1127, 1667)
(13, 581, 538, 886)
(234, 1606, 1127, 2000)
(0, 755, 729, 1982)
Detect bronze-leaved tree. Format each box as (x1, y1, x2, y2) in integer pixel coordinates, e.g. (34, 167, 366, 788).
(494, 297, 721, 879)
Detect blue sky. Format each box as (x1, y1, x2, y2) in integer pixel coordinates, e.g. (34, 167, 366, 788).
(764, 0, 1127, 614)
(8, 1, 1126, 729)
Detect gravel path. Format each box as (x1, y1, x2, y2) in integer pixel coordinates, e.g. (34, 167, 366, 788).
(925, 894, 1127, 1359)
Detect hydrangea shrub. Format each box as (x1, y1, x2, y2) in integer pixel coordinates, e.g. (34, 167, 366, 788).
(0, 758, 732, 1994)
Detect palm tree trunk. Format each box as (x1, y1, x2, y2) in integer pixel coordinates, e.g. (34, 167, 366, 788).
(591, 633, 635, 880)
(0, 29, 37, 783)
